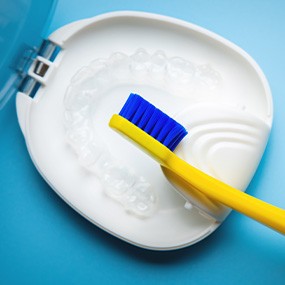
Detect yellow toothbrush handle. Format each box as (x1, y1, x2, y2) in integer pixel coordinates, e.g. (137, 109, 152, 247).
(167, 154, 285, 234)
(110, 114, 285, 235)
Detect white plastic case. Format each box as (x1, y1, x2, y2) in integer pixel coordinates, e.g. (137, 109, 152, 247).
(16, 12, 272, 250)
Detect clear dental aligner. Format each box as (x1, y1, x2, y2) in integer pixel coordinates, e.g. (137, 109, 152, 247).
(64, 109, 157, 218)
(63, 48, 221, 218)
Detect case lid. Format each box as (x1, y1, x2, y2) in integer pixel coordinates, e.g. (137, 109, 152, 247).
(0, 0, 57, 108)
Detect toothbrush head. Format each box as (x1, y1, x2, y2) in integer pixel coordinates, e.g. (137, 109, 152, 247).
(118, 93, 188, 151)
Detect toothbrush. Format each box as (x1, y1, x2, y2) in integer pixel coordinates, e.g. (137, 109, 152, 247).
(109, 93, 285, 234)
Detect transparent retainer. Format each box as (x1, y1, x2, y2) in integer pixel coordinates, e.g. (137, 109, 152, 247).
(63, 48, 221, 218)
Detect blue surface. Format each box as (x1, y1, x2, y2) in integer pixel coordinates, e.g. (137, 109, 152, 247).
(1, 1, 285, 284)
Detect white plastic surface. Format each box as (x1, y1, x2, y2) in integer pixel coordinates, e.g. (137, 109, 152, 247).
(16, 12, 272, 250)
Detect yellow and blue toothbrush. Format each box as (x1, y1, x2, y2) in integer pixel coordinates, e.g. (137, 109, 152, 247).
(109, 93, 285, 234)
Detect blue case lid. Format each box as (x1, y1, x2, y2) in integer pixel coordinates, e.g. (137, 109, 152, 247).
(0, 0, 57, 108)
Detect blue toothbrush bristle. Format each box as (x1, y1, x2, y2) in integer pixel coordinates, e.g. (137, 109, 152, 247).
(119, 93, 188, 151)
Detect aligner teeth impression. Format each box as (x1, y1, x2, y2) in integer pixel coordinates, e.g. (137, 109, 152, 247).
(64, 49, 221, 217)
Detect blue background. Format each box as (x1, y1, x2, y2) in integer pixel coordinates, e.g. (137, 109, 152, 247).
(1, 1, 285, 284)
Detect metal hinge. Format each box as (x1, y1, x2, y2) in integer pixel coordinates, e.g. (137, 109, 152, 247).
(18, 40, 61, 98)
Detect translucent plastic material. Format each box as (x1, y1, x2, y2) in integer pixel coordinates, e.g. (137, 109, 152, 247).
(63, 49, 221, 218)
(0, 0, 57, 108)
(64, 49, 221, 107)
